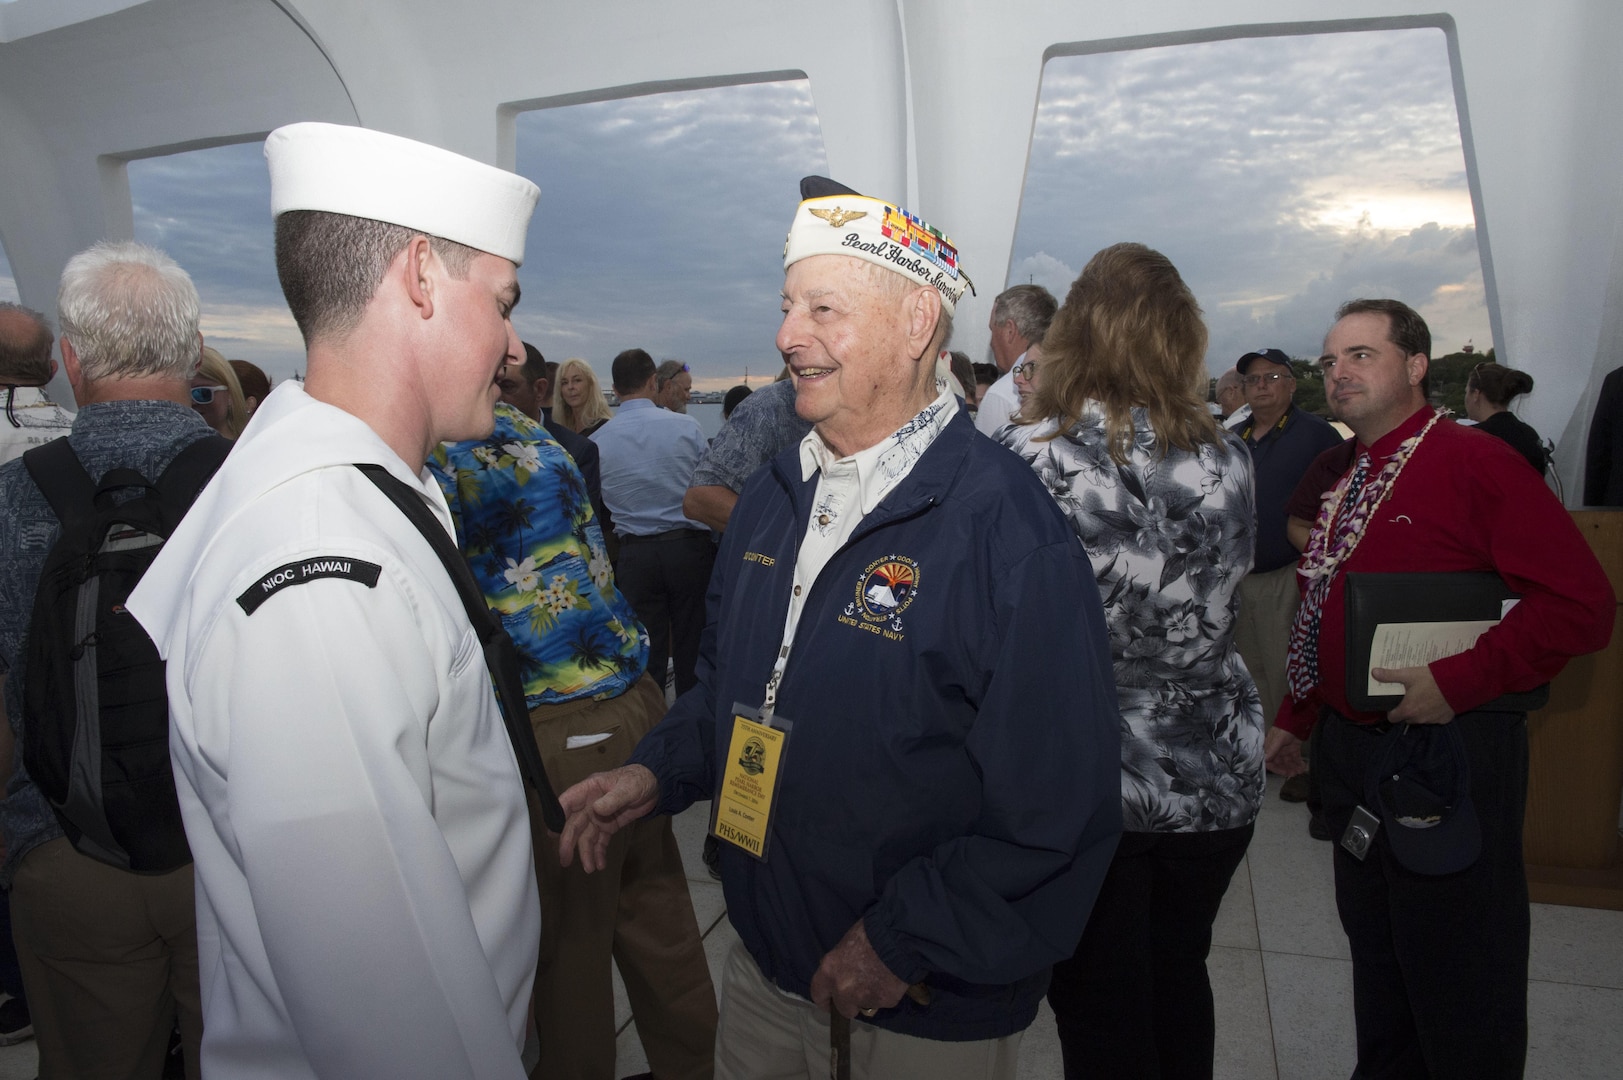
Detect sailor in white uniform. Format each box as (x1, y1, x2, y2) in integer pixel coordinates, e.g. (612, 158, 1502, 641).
(129, 122, 544, 1079)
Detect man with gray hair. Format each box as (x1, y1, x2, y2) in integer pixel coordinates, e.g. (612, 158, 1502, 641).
(0, 303, 75, 465)
(0, 241, 209, 1077)
(973, 283, 1056, 437)
(655, 358, 693, 413)
(1213, 367, 1249, 423)
(561, 177, 1120, 1078)
(129, 123, 544, 1078)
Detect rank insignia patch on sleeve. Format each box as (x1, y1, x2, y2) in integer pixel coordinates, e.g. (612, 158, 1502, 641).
(237, 557, 383, 615)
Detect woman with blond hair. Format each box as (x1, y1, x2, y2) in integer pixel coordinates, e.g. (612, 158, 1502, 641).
(554, 357, 614, 437)
(999, 243, 1261, 1080)
(192, 346, 250, 438)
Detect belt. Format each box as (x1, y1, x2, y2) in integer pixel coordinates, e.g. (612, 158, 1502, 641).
(620, 527, 706, 544)
(1320, 705, 1394, 735)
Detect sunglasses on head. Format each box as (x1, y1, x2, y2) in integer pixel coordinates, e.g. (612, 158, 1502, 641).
(191, 384, 228, 405)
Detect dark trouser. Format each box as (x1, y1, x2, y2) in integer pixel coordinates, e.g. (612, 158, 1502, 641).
(0, 888, 25, 1002)
(10, 837, 201, 1080)
(1319, 709, 1529, 1080)
(616, 529, 715, 697)
(1307, 715, 1325, 812)
(1047, 824, 1254, 1080)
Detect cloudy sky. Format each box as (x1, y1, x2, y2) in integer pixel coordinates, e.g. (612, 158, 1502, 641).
(1012, 26, 1488, 367)
(0, 25, 1486, 389)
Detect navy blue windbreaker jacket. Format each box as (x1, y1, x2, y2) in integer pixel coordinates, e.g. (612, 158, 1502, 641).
(631, 409, 1122, 1041)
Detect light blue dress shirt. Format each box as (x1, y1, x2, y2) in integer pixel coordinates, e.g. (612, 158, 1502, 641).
(589, 397, 709, 537)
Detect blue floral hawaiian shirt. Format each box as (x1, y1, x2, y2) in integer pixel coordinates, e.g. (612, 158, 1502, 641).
(430, 405, 648, 707)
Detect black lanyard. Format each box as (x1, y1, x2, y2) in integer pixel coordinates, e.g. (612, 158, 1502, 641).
(356, 464, 564, 831)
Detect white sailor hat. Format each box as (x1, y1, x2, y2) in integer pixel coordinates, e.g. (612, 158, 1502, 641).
(265, 122, 541, 266)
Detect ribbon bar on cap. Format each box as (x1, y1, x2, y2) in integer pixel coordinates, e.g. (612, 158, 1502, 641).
(784, 181, 973, 314)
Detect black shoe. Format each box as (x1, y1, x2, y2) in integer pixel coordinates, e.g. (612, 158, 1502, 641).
(1308, 811, 1333, 842)
(162, 1023, 185, 1079)
(1279, 771, 1310, 802)
(702, 834, 722, 881)
(0, 996, 33, 1046)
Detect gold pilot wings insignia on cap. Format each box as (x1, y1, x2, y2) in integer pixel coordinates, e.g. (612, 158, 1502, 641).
(809, 206, 867, 228)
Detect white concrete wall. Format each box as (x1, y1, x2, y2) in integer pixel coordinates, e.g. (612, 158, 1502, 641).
(1, 0, 1618, 500)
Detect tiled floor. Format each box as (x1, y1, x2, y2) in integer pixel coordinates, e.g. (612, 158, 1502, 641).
(5, 774, 1618, 1078)
(613, 774, 1623, 1080)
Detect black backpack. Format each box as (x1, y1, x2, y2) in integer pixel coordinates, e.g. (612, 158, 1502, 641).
(20, 434, 230, 873)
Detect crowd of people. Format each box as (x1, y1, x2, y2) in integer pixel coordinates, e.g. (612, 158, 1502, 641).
(0, 120, 1616, 1080)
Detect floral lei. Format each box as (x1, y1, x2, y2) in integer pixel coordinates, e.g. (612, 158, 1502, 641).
(1284, 407, 1448, 699)
(1298, 408, 1447, 584)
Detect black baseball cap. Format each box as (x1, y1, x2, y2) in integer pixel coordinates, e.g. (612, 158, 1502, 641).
(1236, 348, 1294, 374)
(1366, 723, 1481, 876)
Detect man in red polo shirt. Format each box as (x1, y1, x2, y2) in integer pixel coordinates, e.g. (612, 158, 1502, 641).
(1264, 298, 1612, 1080)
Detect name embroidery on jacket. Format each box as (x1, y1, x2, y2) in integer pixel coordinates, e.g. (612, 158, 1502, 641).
(237, 557, 384, 615)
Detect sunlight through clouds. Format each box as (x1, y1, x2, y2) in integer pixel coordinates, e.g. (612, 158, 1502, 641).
(109, 33, 1487, 389)
(1013, 27, 1490, 367)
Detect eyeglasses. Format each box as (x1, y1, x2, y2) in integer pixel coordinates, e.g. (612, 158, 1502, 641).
(1243, 372, 1291, 388)
(190, 384, 228, 405)
(1012, 361, 1040, 379)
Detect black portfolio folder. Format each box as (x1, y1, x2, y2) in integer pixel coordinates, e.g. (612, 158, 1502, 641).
(1343, 571, 1551, 714)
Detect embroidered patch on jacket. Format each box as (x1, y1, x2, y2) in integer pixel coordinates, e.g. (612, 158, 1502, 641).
(237, 557, 383, 615)
(836, 555, 919, 640)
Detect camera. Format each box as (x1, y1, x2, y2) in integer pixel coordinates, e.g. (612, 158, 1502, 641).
(1340, 805, 1381, 861)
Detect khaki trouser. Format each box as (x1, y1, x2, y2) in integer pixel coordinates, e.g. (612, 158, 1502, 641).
(10, 836, 201, 1080)
(528, 675, 717, 1080)
(714, 941, 1021, 1080)
(1234, 564, 1301, 728)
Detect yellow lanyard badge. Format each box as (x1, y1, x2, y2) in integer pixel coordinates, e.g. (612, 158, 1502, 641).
(713, 706, 792, 860)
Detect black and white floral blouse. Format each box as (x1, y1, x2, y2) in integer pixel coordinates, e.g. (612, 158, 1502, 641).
(999, 404, 1264, 832)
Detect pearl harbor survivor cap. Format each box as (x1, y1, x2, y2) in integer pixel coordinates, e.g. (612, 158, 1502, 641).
(785, 175, 973, 315)
(265, 122, 541, 266)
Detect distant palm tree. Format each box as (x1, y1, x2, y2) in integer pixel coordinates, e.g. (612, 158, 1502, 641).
(553, 462, 587, 522)
(468, 520, 502, 561)
(497, 498, 536, 561)
(568, 627, 612, 672)
(517, 643, 546, 684)
(614, 648, 643, 679)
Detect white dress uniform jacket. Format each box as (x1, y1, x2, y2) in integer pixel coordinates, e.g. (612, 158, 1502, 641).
(129, 383, 539, 1080)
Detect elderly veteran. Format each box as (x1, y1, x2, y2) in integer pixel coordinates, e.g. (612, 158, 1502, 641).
(128, 123, 543, 1079)
(560, 176, 1122, 1080)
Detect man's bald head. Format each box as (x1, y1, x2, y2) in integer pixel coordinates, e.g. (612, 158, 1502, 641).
(0, 302, 55, 385)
